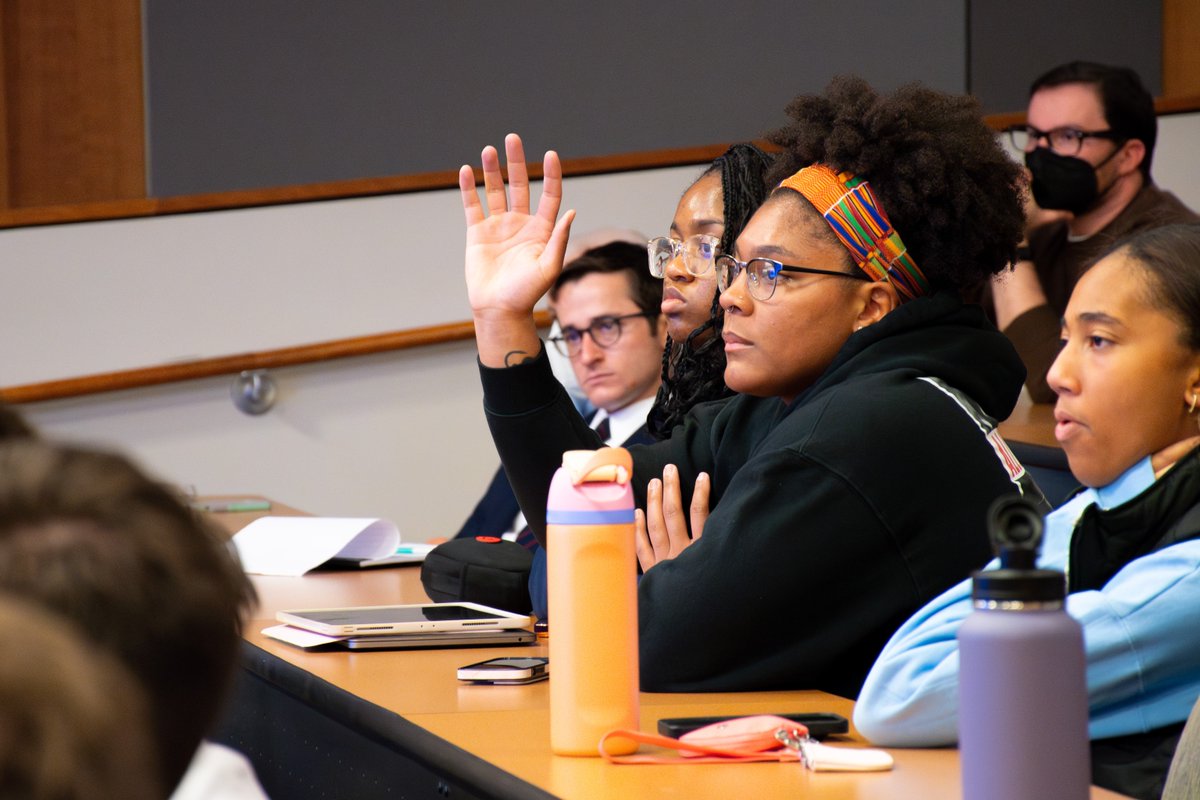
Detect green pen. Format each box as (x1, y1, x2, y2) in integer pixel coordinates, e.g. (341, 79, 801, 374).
(192, 499, 272, 513)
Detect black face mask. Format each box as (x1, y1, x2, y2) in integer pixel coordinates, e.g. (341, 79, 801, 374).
(1025, 146, 1121, 215)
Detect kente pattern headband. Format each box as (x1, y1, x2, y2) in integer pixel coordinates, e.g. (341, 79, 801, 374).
(779, 164, 930, 302)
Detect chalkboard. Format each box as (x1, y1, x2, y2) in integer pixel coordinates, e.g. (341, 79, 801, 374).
(143, 0, 968, 196)
(969, 0, 1160, 114)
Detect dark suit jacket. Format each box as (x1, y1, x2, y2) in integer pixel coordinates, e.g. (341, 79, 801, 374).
(454, 422, 654, 540)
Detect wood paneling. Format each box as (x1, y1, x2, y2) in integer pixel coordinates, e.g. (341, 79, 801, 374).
(1164, 0, 1200, 97)
(0, 3, 9, 209)
(0, 0, 144, 208)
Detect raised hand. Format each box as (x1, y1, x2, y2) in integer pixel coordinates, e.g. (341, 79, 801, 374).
(461, 134, 576, 337)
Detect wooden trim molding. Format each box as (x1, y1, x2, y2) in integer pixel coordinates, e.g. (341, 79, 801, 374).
(1, 311, 553, 404)
(1152, 93, 1200, 115)
(0, 143, 740, 230)
(983, 94, 1200, 133)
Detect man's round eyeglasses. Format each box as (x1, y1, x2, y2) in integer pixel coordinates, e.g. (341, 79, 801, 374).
(647, 234, 721, 278)
(547, 312, 655, 358)
(716, 255, 869, 301)
(1006, 125, 1123, 157)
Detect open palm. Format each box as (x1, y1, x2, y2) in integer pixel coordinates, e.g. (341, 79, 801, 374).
(461, 134, 575, 318)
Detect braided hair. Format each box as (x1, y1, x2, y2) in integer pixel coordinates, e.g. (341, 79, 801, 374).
(647, 143, 773, 439)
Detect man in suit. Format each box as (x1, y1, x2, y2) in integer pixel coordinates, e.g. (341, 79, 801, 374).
(457, 240, 666, 543)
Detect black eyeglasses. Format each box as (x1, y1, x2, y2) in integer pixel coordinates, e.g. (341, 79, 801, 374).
(1005, 125, 1123, 157)
(716, 255, 869, 300)
(547, 312, 654, 358)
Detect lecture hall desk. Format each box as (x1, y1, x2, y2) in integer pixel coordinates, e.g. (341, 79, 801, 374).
(996, 392, 1059, 450)
(209, 499, 1126, 800)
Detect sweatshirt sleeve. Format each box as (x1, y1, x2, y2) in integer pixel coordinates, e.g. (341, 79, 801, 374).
(478, 346, 603, 549)
(1065, 540, 1200, 739)
(1003, 303, 1061, 403)
(854, 540, 1200, 745)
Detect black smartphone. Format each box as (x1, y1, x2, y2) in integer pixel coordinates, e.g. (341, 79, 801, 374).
(656, 712, 849, 740)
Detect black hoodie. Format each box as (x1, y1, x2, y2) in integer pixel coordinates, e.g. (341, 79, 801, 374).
(480, 291, 1036, 696)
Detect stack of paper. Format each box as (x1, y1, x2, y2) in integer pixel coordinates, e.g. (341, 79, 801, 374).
(231, 516, 435, 576)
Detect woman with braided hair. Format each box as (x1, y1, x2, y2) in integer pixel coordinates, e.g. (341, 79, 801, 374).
(646, 143, 773, 440)
(460, 76, 1043, 695)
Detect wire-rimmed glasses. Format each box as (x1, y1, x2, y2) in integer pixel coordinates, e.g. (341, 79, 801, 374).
(647, 234, 721, 278)
(716, 255, 870, 301)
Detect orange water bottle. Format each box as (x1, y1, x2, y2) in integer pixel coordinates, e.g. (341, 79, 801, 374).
(546, 447, 639, 756)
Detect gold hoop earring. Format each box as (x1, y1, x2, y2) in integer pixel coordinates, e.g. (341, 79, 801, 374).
(1191, 393, 1198, 415)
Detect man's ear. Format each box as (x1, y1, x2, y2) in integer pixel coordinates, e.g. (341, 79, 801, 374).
(1117, 138, 1146, 177)
(853, 281, 901, 330)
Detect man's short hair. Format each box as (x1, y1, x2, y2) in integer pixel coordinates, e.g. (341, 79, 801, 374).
(1030, 61, 1157, 178)
(549, 241, 663, 319)
(0, 593, 161, 800)
(0, 441, 257, 791)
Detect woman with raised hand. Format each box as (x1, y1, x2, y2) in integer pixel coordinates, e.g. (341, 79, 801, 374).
(461, 76, 1038, 698)
(854, 223, 1200, 800)
(645, 143, 773, 440)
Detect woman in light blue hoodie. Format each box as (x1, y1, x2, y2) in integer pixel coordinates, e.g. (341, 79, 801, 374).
(854, 223, 1200, 800)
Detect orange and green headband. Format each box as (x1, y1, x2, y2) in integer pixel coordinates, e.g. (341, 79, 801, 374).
(779, 164, 930, 302)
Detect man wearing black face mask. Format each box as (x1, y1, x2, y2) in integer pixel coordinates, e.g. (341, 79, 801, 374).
(992, 61, 1198, 403)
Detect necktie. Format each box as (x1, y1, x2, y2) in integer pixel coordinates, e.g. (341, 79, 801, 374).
(594, 416, 611, 443)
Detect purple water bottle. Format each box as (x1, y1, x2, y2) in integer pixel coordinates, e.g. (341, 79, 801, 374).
(958, 496, 1090, 800)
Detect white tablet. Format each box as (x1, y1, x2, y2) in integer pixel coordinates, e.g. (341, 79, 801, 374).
(276, 602, 531, 636)
(345, 628, 535, 650)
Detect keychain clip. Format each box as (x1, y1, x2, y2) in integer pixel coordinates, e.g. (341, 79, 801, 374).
(775, 729, 895, 772)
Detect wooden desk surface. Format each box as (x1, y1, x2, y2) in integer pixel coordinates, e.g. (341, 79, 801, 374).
(215, 501, 1128, 800)
(998, 392, 1058, 450)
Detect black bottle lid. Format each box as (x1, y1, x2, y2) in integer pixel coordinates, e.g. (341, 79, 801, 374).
(971, 495, 1066, 604)
(972, 567, 1066, 603)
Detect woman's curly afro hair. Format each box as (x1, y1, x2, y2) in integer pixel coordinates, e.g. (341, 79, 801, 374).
(765, 75, 1025, 292)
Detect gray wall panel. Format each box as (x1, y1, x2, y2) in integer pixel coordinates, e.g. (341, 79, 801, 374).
(968, 0, 1161, 114)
